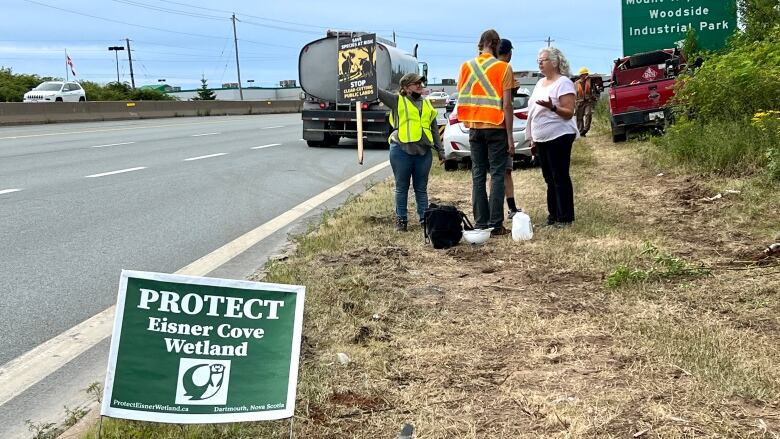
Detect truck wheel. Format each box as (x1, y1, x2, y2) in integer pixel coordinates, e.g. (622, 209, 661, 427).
(444, 160, 458, 171)
(612, 131, 627, 143)
(324, 134, 340, 146)
(610, 116, 627, 143)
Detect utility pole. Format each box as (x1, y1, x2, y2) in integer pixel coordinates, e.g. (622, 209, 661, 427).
(126, 38, 136, 89)
(546, 36, 555, 47)
(231, 13, 244, 101)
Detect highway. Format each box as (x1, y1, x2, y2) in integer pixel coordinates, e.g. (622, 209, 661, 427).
(0, 114, 391, 438)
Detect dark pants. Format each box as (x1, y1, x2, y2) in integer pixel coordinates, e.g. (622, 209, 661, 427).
(536, 133, 576, 223)
(469, 128, 508, 228)
(389, 144, 432, 222)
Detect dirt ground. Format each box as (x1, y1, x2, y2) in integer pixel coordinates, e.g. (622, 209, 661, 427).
(257, 128, 780, 439)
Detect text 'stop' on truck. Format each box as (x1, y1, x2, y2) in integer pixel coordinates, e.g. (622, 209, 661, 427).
(298, 30, 428, 148)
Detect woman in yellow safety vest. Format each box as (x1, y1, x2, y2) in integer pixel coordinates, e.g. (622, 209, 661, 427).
(378, 72, 445, 232)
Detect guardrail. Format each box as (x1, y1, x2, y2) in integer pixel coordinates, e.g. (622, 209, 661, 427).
(0, 100, 303, 126)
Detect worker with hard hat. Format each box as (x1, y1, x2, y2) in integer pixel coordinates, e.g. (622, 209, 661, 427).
(574, 67, 599, 137)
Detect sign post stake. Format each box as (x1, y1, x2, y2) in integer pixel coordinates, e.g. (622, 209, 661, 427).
(356, 102, 364, 165)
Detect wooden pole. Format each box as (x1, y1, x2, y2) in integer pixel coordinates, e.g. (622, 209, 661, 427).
(356, 102, 364, 165)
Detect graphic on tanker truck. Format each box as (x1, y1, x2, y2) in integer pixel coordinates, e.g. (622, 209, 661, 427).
(338, 33, 377, 102)
(298, 31, 425, 147)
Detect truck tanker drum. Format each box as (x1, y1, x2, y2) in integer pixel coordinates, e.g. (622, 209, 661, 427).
(298, 31, 425, 147)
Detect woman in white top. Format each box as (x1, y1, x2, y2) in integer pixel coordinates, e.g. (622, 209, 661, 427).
(525, 46, 579, 227)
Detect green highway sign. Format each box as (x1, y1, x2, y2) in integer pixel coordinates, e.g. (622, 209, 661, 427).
(102, 270, 305, 424)
(622, 0, 737, 55)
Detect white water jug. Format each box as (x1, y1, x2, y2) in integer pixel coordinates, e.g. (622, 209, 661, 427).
(512, 211, 533, 241)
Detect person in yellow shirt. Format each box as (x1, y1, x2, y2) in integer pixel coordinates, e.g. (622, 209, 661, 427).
(456, 30, 515, 236)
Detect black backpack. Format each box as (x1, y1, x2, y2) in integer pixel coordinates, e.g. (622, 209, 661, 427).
(422, 204, 473, 249)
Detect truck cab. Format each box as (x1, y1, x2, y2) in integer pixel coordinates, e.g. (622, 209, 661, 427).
(608, 48, 686, 142)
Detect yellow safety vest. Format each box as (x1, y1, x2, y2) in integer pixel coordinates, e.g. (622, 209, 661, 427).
(389, 95, 437, 143)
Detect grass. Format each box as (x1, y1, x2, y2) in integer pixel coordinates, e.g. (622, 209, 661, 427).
(81, 122, 779, 437)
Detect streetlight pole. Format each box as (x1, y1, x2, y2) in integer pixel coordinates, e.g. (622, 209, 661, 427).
(108, 46, 124, 84)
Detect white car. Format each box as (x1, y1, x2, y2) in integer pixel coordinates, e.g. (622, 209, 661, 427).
(441, 89, 533, 171)
(23, 81, 86, 102)
(427, 91, 449, 101)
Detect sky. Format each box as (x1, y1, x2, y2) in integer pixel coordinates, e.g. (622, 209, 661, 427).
(2, 0, 624, 90)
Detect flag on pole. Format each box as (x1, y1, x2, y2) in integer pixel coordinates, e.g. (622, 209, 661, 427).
(66, 55, 76, 76)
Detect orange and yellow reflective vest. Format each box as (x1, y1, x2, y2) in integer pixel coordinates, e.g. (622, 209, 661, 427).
(456, 53, 510, 125)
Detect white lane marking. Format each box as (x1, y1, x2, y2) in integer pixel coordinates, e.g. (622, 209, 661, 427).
(251, 143, 281, 150)
(85, 167, 147, 178)
(191, 132, 220, 137)
(0, 188, 22, 195)
(184, 153, 227, 161)
(90, 142, 135, 148)
(261, 125, 284, 130)
(0, 119, 254, 140)
(0, 160, 390, 407)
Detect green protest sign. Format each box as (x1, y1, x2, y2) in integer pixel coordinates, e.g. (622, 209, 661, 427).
(622, 0, 737, 55)
(101, 270, 305, 423)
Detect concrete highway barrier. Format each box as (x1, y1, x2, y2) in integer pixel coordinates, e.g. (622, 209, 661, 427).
(0, 100, 303, 126)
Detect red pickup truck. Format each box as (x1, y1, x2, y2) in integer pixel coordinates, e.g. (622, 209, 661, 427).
(608, 48, 685, 142)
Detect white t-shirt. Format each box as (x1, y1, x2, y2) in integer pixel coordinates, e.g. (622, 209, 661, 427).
(525, 76, 579, 142)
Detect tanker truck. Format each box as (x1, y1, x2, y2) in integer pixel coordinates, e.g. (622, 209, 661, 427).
(298, 31, 428, 147)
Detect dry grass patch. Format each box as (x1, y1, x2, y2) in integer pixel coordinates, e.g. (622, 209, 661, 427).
(86, 129, 779, 438)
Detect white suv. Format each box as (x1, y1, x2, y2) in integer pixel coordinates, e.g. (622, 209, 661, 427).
(23, 81, 86, 102)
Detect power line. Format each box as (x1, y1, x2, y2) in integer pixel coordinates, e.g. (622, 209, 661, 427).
(155, 0, 331, 30)
(108, 0, 227, 21)
(555, 37, 621, 50)
(22, 0, 231, 40)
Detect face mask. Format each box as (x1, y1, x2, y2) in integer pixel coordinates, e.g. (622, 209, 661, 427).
(411, 91, 421, 99)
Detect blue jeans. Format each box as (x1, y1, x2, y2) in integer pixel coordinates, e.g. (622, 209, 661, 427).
(389, 144, 432, 222)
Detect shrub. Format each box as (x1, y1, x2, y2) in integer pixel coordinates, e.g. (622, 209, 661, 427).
(0, 67, 52, 102)
(673, 26, 780, 122)
(655, 117, 774, 175)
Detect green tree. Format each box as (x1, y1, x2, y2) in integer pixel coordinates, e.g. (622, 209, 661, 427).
(738, 0, 780, 43)
(681, 28, 701, 60)
(192, 76, 216, 100)
(0, 67, 53, 102)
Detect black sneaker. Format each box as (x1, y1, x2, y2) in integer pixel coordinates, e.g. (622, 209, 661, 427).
(490, 226, 510, 236)
(395, 217, 408, 232)
(553, 221, 573, 229)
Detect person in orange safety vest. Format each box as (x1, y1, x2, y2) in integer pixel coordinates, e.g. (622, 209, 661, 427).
(574, 67, 599, 137)
(456, 29, 515, 235)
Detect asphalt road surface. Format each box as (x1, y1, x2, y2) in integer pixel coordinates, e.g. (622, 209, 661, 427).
(0, 114, 391, 438)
